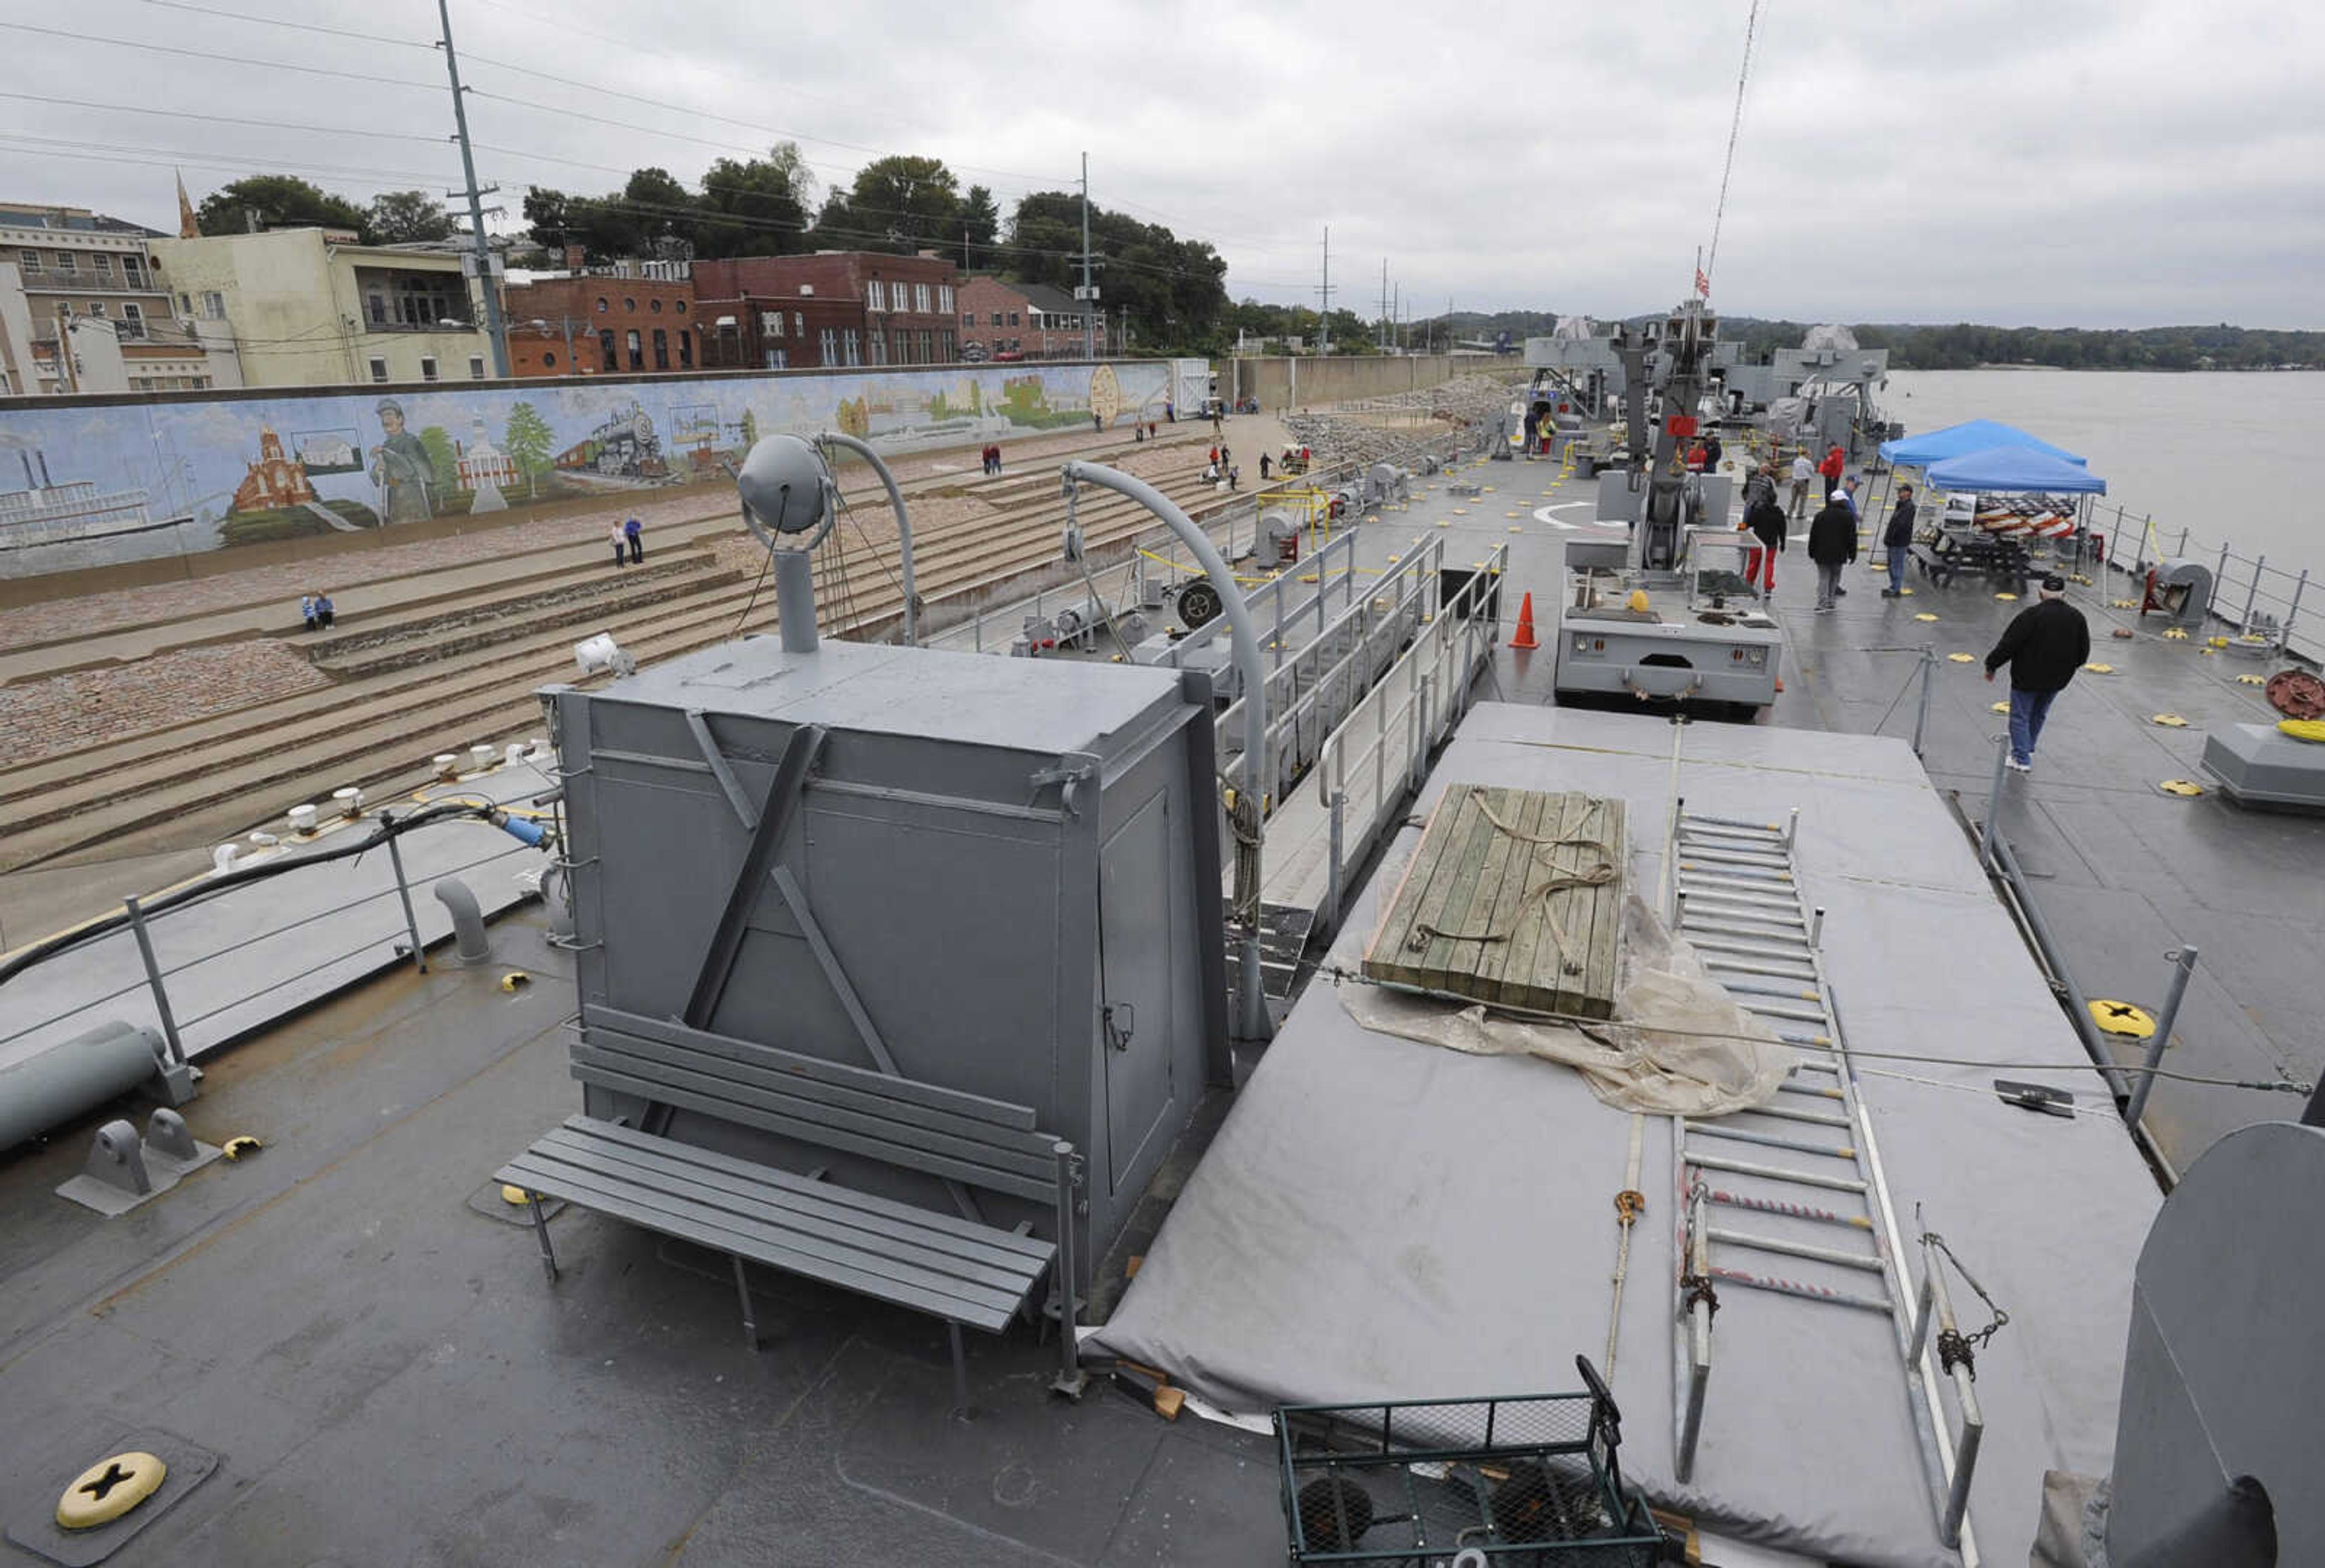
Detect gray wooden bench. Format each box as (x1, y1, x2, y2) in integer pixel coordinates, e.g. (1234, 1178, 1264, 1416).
(495, 1009, 1086, 1403)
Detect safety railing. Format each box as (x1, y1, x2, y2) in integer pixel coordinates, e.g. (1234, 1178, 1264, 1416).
(0, 802, 546, 1074)
(1306, 544, 1508, 934)
(933, 432, 1464, 657)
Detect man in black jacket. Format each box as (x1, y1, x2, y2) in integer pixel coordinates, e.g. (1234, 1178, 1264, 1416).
(1881, 484, 1917, 597)
(1984, 575, 2091, 772)
(1807, 493, 1857, 611)
(1742, 490, 1786, 594)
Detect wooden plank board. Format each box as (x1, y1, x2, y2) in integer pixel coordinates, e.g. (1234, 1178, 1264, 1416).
(1413, 785, 1506, 989)
(1461, 786, 1541, 997)
(1365, 786, 1626, 1020)
(1365, 784, 1484, 990)
(1577, 797, 1628, 1021)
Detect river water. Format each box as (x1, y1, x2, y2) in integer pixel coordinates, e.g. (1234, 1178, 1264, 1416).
(1882, 369, 2321, 579)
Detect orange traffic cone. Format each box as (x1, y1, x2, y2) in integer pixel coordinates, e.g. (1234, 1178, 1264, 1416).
(1509, 591, 1538, 650)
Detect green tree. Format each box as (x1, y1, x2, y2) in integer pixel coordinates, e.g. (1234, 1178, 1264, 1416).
(958, 185, 1000, 271)
(368, 189, 453, 245)
(197, 176, 372, 241)
(418, 426, 461, 501)
(503, 403, 554, 498)
(697, 146, 810, 259)
(842, 156, 961, 254)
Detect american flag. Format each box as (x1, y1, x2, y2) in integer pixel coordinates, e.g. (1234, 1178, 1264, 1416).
(1694, 267, 1711, 299)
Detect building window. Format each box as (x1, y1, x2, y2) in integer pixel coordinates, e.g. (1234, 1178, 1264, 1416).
(989, 311, 1001, 326)
(650, 297, 663, 313)
(19, 249, 39, 275)
(469, 354, 486, 379)
(914, 283, 931, 314)
(93, 254, 114, 280)
(678, 332, 691, 368)
(542, 350, 558, 369)
(625, 329, 642, 369)
(120, 303, 143, 338)
(623, 296, 637, 313)
(596, 297, 610, 312)
(794, 311, 804, 334)
(843, 328, 860, 366)
(420, 355, 440, 381)
(674, 299, 687, 315)
(760, 310, 783, 338)
(942, 331, 955, 360)
(918, 329, 932, 362)
(868, 330, 885, 366)
(817, 328, 836, 363)
(867, 280, 886, 312)
(766, 348, 787, 370)
(940, 285, 954, 313)
(652, 328, 668, 369)
(54, 252, 76, 276)
(202, 291, 225, 320)
(960, 313, 972, 328)
(87, 302, 106, 318)
(124, 255, 145, 288)
(1008, 311, 1020, 326)
(369, 356, 389, 382)
(598, 329, 617, 371)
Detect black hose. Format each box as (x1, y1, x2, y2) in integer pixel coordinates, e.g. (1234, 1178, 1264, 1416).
(0, 801, 503, 988)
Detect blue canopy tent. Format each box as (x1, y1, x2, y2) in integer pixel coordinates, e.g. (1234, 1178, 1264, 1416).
(1925, 445, 2106, 495)
(1878, 418, 2088, 468)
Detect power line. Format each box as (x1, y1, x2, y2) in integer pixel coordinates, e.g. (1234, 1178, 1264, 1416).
(130, 0, 431, 50)
(0, 90, 450, 147)
(1703, 0, 1764, 291)
(0, 21, 443, 90)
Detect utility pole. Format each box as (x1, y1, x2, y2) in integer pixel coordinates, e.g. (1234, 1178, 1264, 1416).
(1078, 152, 1096, 361)
(1316, 226, 1333, 357)
(437, 0, 509, 378)
(1378, 259, 1389, 352)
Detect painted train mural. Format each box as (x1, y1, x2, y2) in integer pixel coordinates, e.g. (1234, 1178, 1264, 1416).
(0, 358, 1202, 578)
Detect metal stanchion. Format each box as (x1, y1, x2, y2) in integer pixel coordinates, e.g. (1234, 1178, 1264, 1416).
(381, 814, 429, 974)
(122, 895, 186, 1066)
(1979, 734, 2010, 872)
(2123, 946, 2199, 1130)
(1911, 645, 1937, 758)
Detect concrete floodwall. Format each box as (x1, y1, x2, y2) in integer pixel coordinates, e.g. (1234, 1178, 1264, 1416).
(0, 358, 1179, 582)
(1219, 354, 1468, 412)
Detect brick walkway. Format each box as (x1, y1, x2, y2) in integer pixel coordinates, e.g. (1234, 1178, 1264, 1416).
(0, 642, 330, 765)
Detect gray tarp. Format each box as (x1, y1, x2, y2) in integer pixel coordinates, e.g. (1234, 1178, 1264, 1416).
(1092, 707, 2160, 1567)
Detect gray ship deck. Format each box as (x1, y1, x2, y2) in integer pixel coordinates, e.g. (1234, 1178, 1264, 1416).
(1, 437, 2317, 1565)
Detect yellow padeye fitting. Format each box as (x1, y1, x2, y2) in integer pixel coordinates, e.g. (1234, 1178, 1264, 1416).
(2278, 719, 2325, 743)
(2150, 714, 2189, 728)
(502, 1184, 535, 1206)
(1509, 525, 1525, 533)
(2111, 599, 2140, 609)
(1948, 653, 1976, 664)
(2089, 1000, 2157, 1038)
(2237, 673, 2268, 685)
(2198, 647, 2217, 657)
(2157, 779, 2206, 797)
(2083, 662, 2116, 674)
(2162, 627, 2188, 640)
(500, 971, 531, 992)
(1991, 702, 2011, 714)
(221, 1135, 263, 1161)
(1995, 592, 2018, 601)
(1915, 613, 1939, 622)
(56, 1452, 167, 1529)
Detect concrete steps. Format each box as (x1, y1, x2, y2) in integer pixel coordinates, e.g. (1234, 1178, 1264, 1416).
(0, 467, 1235, 871)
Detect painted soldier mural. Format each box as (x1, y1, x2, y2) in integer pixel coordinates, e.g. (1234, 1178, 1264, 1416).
(369, 398, 434, 523)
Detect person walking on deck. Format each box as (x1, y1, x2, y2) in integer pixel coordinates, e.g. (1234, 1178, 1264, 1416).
(1984, 575, 2089, 772)
(1743, 490, 1786, 593)
(1789, 452, 1815, 519)
(1881, 484, 1916, 597)
(1808, 492, 1856, 611)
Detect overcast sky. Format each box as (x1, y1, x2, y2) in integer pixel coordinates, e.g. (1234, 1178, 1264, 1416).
(4, 0, 2320, 329)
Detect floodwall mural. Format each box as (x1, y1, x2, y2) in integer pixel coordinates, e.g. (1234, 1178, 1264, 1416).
(0, 358, 1195, 579)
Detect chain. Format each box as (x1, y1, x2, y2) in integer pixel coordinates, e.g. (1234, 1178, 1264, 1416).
(1917, 1206, 2010, 1379)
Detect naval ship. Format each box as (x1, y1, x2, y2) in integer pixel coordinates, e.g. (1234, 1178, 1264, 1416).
(1, 328, 2317, 1568)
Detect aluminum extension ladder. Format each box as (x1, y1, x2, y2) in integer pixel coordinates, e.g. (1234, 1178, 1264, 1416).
(1664, 803, 1985, 1564)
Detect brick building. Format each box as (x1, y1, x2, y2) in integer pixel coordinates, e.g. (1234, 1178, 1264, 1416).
(502, 272, 697, 377)
(957, 277, 1098, 361)
(693, 251, 959, 371)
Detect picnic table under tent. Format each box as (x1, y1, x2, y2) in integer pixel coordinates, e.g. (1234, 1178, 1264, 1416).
(1909, 443, 2109, 590)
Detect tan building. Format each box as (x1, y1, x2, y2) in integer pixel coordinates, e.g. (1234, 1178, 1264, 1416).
(0, 203, 218, 393)
(150, 228, 498, 389)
